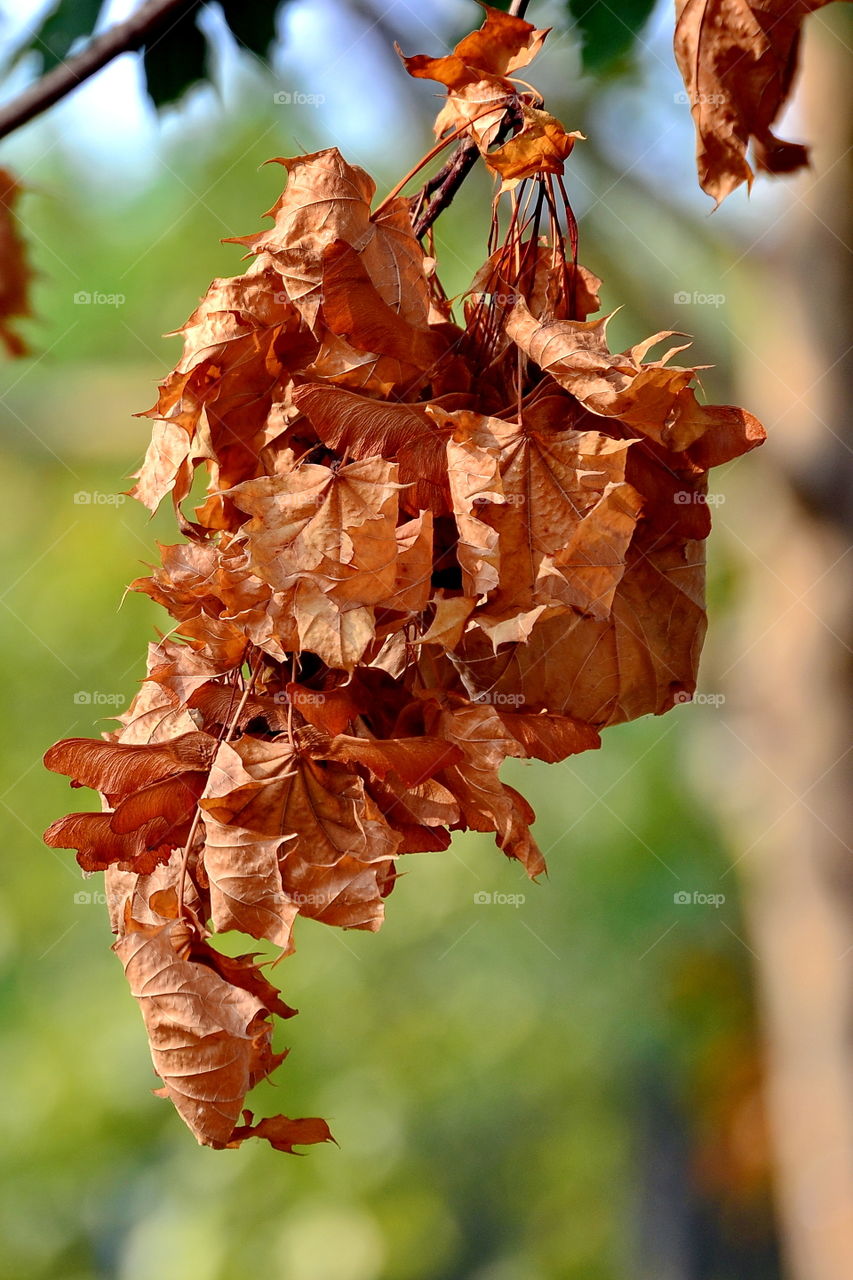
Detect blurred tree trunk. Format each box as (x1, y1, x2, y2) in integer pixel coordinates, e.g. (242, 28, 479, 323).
(721, 10, 853, 1279)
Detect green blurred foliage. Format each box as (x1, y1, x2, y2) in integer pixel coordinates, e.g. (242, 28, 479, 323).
(0, 49, 781, 1280)
(567, 0, 657, 73)
(143, 4, 210, 110)
(24, 0, 106, 73)
(20, 0, 287, 109)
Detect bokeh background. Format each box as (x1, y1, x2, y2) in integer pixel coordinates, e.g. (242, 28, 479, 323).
(0, 2, 850, 1278)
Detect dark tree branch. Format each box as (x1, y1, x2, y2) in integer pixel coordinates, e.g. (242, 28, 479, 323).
(0, 0, 201, 143)
(412, 139, 479, 238)
(412, 98, 525, 239)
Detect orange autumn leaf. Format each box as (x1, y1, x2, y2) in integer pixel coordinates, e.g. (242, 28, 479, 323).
(227, 1111, 335, 1153)
(317, 238, 447, 388)
(400, 5, 549, 149)
(114, 911, 316, 1150)
(506, 297, 765, 459)
(201, 737, 401, 868)
(486, 107, 583, 183)
(202, 814, 298, 948)
(228, 458, 401, 603)
(495, 710, 601, 763)
(445, 409, 643, 622)
(454, 535, 707, 726)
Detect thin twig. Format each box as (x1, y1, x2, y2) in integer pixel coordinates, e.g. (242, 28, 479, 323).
(374, 102, 511, 218)
(0, 0, 199, 143)
(412, 99, 524, 239)
(412, 140, 479, 238)
(0, 0, 533, 147)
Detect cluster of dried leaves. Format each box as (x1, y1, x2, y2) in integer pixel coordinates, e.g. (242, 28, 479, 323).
(43, 8, 766, 1152)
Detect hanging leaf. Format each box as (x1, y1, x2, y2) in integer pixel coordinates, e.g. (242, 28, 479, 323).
(0, 169, 32, 357)
(673, 0, 832, 203)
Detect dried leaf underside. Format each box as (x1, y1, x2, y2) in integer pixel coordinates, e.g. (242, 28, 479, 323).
(674, 0, 834, 203)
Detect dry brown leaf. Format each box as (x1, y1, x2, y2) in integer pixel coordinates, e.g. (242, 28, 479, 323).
(446, 409, 643, 620)
(115, 912, 308, 1149)
(228, 458, 401, 604)
(453, 534, 707, 725)
(674, 0, 830, 203)
(495, 710, 601, 762)
(231, 149, 433, 344)
(400, 6, 549, 149)
(422, 699, 546, 877)
(201, 737, 401, 867)
(202, 815, 297, 948)
(227, 1111, 335, 1152)
(487, 107, 582, 182)
(507, 298, 766, 460)
(132, 264, 306, 516)
(0, 168, 31, 357)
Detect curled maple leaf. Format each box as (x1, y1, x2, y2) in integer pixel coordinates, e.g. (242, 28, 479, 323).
(674, 0, 832, 203)
(400, 6, 547, 147)
(399, 5, 581, 184)
(114, 905, 324, 1150)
